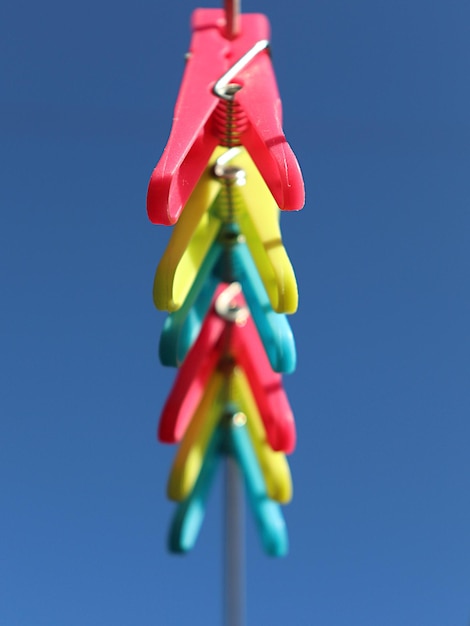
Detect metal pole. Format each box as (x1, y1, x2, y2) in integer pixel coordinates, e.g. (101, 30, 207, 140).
(225, 0, 241, 39)
(224, 456, 245, 626)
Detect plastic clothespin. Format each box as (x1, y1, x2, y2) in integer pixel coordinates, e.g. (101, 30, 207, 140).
(154, 146, 298, 314)
(157, 219, 296, 373)
(167, 365, 293, 504)
(158, 283, 296, 453)
(168, 411, 289, 557)
(147, 8, 305, 226)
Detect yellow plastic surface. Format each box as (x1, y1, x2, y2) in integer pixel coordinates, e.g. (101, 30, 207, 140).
(167, 367, 293, 504)
(154, 147, 298, 314)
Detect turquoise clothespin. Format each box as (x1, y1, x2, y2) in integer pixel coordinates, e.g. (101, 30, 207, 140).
(158, 222, 296, 374)
(168, 406, 289, 558)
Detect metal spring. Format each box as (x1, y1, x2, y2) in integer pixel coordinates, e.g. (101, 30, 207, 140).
(212, 88, 249, 148)
(212, 181, 245, 222)
(215, 224, 246, 283)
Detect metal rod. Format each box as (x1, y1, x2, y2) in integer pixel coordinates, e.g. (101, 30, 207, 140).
(224, 456, 245, 626)
(213, 39, 269, 101)
(225, 0, 241, 39)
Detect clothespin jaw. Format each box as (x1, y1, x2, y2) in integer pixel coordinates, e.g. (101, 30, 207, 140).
(166, 370, 226, 501)
(147, 9, 305, 226)
(168, 412, 289, 557)
(168, 420, 223, 554)
(158, 284, 296, 453)
(167, 365, 293, 504)
(158, 276, 218, 367)
(154, 147, 298, 314)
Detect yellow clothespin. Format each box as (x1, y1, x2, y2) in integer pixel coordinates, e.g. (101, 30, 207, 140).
(154, 146, 298, 314)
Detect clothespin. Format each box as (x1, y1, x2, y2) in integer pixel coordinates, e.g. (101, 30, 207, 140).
(147, 8, 305, 226)
(168, 407, 289, 557)
(167, 365, 293, 504)
(157, 219, 296, 373)
(154, 146, 298, 314)
(158, 283, 296, 453)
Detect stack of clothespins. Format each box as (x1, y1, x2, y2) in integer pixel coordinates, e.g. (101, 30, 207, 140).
(147, 4, 305, 558)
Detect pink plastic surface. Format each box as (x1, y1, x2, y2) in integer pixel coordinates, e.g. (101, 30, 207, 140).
(147, 8, 305, 225)
(158, 285, 296, 452)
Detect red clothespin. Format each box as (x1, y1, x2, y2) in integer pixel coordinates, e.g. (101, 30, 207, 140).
(158, 283, 296, 453)
(147, 8, 305, 225)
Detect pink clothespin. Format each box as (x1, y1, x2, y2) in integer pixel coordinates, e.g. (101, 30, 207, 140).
(158, 283, 296, 453)
(147, 8, 305, 225)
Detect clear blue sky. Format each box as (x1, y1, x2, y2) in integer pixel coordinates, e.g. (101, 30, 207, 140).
(1, 0, 470, 624)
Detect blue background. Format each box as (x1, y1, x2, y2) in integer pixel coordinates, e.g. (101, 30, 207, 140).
(1, 0, 469, 624)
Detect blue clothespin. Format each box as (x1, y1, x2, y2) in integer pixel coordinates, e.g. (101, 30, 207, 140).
(168, 406, 288, 557)
(158, 222, 296, 374)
